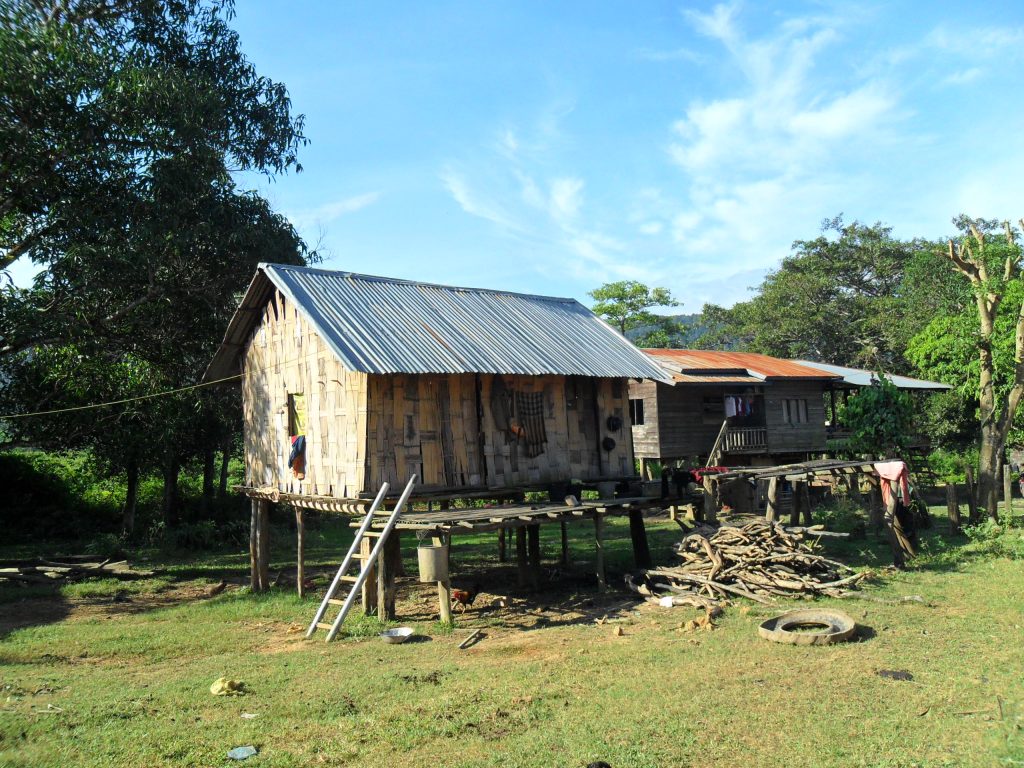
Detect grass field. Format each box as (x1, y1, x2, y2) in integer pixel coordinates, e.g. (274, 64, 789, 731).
(1, 509, 1022, 767)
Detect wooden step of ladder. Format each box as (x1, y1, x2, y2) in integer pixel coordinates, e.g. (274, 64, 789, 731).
(305, 475, 417, 642)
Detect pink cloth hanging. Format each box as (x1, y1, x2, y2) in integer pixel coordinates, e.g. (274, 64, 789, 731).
(874, 460, 911, 507)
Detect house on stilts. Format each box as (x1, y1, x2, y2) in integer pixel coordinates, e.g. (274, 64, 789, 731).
(204, 264, 674, 611)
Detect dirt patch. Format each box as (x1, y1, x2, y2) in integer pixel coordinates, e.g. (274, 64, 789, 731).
(0, 580, 243, 637)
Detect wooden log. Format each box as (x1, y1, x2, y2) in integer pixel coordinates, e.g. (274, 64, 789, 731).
(515, 527, 528, 588)
(965, 464, 980, 524)
(498, 527, 507, 562)
(789, 481, 801, 527)
(527, 524, 541, 590)
(560, 522, 569, 565)
(295, 507, 305, 599)
(628, 510, 652, 569)
(256, 499, 270, 592)
(884, 486, 907, 569)
(1004, 463, 1013, 521)
(249, 499, 259, 591)
(800, 481, 813, 527)
(765, 477, 779, 522)
(946, 484, 961, 535)
(594, 514, 606, 592)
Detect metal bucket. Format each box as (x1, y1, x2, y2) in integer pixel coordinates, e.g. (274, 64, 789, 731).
(417, 543, 449, 583)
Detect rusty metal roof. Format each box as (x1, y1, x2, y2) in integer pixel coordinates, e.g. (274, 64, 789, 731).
(671, 373, 767, 385)
(204, 264, 673, 382)
(644, 349, 840, 382)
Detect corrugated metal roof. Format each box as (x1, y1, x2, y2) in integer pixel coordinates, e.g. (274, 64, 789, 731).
(793, 360, 952, 391)
(204, 264, 673, 382)
(644, 349, 839, 381)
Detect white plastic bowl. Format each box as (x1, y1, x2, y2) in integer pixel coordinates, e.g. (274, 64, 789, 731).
(379, 627, 415, 644)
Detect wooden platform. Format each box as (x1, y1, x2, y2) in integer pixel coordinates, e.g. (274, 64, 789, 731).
(364, 496, 662, 534)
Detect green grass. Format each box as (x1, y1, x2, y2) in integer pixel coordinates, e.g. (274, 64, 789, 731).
(0, 510, 1022, 767)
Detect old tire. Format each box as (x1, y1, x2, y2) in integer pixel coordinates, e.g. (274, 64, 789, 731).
(758, 609, 857, 646)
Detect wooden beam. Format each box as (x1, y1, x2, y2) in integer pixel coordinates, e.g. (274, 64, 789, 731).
(594, 514, 606, 592)
(560, 522, 569, 566)
(789, 481, 801, 527)
(800, 481, 813, 527)
(498, 526, 507, 562)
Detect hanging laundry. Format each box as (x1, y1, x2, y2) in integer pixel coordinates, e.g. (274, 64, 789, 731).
(512, 390, 547, 458)
(288, 435, 306, 480)
(725, 397, 737, 417)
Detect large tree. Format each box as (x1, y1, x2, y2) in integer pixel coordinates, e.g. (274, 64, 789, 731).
(698, 218, 940, 371)
(908, 217, 1024, 520)
(589, 281, 680, 345)
(0, 0, 306, 357)
(0, 0, 309, 527)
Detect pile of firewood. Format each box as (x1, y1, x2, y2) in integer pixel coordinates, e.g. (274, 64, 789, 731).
(626, 519, 867, 606)
(0, 557, 154, 585)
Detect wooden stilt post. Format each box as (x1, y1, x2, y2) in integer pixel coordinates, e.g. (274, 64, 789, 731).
(381, 531, 401, 619)
(515, 527, 528, 588)
(946, 484, 961, 535)
(869, 483, 884, 535)
(256, 499, 270, 592)
(965, 465, 980, 524)
(295, 506, 305, 598)
(789, 482, 801, 526)
(560, 522, 569, 565)
(765, 477, 779, 522)
(527, 524, 541, 589)
(1003, 463, 1013, 521)
(800, 481, 813, 526)
(433, 534, 452, 624)
(360, 535, 376, 614)
(702, 477, 718, 524)
(249, 499, 259, 591)
(498, 527, 507, 562)
(594, 513, 606, 591)
(628, 509, 651, 569)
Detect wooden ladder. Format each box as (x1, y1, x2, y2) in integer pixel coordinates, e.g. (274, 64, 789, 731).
(305, 475, 417, 642)
(708, 418, 730, 466)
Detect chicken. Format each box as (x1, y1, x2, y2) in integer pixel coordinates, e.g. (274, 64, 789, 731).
(450, 582, 482, 613)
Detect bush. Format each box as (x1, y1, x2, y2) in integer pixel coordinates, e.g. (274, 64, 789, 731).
(963, 519, 1024, 559)
(925, 447, 979, 485)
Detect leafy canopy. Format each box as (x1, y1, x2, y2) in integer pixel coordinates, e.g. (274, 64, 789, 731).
(840, 374, 914, 458)
(589, 280, 680, 342)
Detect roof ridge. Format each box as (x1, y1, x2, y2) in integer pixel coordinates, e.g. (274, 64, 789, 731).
(261, 263, 579, 305)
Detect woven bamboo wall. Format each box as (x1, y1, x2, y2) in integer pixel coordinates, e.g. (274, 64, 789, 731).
(364, 373, 633, 491)
(241, 289, 368, 497)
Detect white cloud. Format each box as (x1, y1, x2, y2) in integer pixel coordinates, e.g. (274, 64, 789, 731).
(942, 67, 983, 86)
(286, 191, 381, 231)
(549, 177, 584, 221)
(635, 46, 703, 64)
(440, 168, 520, 231)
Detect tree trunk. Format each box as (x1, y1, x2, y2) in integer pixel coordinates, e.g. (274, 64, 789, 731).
(122, 457, 139, 538)
(217, 439, 231, 499)
(162, 455, 180, 526)
(201, 447, 216, 517)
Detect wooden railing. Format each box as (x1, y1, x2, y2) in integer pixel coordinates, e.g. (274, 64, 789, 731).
(721, 427, 768, 453)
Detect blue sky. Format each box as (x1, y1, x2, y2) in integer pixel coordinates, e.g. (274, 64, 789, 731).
(21, 1, 1024, 312)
